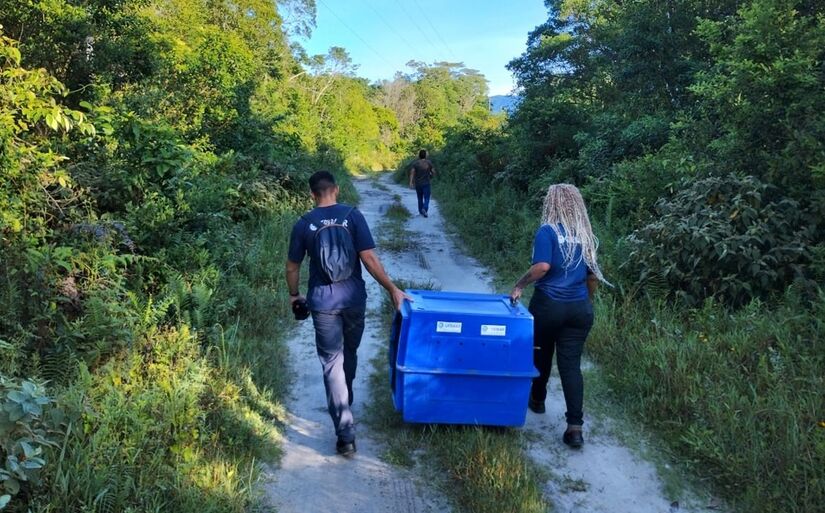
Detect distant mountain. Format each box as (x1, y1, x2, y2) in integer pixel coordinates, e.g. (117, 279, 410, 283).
(489, 95, 519, 114)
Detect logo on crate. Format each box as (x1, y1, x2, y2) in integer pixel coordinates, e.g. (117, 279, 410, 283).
(481, 324, 507, 337)
(436, 321, 463, 334)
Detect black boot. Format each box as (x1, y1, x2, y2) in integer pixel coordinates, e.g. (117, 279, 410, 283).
(336, 438, 356, 457)
(527, 396, 545, 414)
(562, 429, 583, 448)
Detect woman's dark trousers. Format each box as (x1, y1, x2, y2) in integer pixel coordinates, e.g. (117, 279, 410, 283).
(528, 291, 594, 426)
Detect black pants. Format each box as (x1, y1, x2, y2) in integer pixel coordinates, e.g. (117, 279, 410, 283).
(529, 291, 594, 426)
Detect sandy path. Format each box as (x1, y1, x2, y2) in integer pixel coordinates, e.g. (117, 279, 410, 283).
(264, 173, 715, 513)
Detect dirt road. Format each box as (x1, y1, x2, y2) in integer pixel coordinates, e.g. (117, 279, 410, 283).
(263, 173, 716, 513)
(260, 176, 453, 513)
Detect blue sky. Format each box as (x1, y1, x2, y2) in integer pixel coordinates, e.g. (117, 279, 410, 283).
(291, 0, 549, 96)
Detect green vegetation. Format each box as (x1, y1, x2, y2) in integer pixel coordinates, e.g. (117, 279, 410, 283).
(377, 61, 492, 150)
(427, 1, 825, 512)
(0, 0, 393, 509)
(588, 291, 824, 508)
(365, 284, 549, 513)
(3, 0, 823, 511)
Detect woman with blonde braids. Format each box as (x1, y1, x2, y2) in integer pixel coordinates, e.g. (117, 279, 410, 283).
(510, 184, 607, 448)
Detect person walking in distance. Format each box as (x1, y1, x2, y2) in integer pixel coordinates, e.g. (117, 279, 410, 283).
(408, 149, 435, 217)
(286, 171, 410, 457)
(509, 184, 608, 449)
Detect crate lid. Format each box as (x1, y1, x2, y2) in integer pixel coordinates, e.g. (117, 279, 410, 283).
(404, 290, 531, 318)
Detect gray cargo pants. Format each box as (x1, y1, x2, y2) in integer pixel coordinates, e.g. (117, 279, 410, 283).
(311, 307, 366, 443)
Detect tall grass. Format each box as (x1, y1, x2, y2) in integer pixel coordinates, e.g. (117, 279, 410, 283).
(431, 159, 825, 513)
(30, 210, 298, 512)
(367, 353, 548, 513)
(588, 292, 825, 512)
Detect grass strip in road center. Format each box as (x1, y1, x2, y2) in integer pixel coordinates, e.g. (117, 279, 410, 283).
(364, 280, 550, 513)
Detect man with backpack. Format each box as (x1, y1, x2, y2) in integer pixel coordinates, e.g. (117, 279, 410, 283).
(285, 171, 410, 457)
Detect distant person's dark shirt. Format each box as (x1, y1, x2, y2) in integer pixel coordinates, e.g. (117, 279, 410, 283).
(411, 158, 434, 186)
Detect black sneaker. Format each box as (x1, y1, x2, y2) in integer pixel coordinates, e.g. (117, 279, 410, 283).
(528, 397, 545, 414)
(563, 430, 583, 449)
(336, 438, 356, 457)
(422, 210, 428, 218)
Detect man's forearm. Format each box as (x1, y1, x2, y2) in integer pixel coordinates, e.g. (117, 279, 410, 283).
(361, 252, 397, 293)
(285, 263, 301, 295)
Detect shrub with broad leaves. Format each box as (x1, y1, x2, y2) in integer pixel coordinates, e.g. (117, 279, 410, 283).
(0, 378, 61, 510)
(627, 175, 810, 306)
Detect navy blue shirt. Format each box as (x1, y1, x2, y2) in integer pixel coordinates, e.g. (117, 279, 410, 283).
(532, 224, 590, 302)
(288, 204, 375, 311)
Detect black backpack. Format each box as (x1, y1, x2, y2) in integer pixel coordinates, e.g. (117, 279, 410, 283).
(303, 207, 358, 284)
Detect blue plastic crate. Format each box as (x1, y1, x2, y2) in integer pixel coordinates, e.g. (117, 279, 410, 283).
(389, 290, 537, 427)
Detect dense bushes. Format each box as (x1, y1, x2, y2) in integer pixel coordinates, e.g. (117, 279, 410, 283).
(34, 323, 284, 513)
(628, 175, 810, 306)
(433, 0, 825, 305)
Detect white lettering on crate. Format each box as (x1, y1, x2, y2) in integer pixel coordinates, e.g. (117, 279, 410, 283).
(480, 325, 507, 337)
(436, 321, 463, 334)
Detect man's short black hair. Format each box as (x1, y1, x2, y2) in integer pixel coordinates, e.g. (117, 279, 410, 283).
(418, 149, 427, 159)
(309, 171, 337, 196)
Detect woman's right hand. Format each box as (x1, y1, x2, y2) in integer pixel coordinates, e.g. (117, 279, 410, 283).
(509, 286, 523, 304)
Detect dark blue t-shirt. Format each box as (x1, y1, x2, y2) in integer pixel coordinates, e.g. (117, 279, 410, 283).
(532, 224, 590, 302)
(288, 204, 375, 311)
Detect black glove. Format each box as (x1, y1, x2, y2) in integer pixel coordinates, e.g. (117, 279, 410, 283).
(292, 299, 310, 321)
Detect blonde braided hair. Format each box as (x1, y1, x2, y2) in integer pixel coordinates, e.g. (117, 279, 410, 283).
(541, 184, 609, 284)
